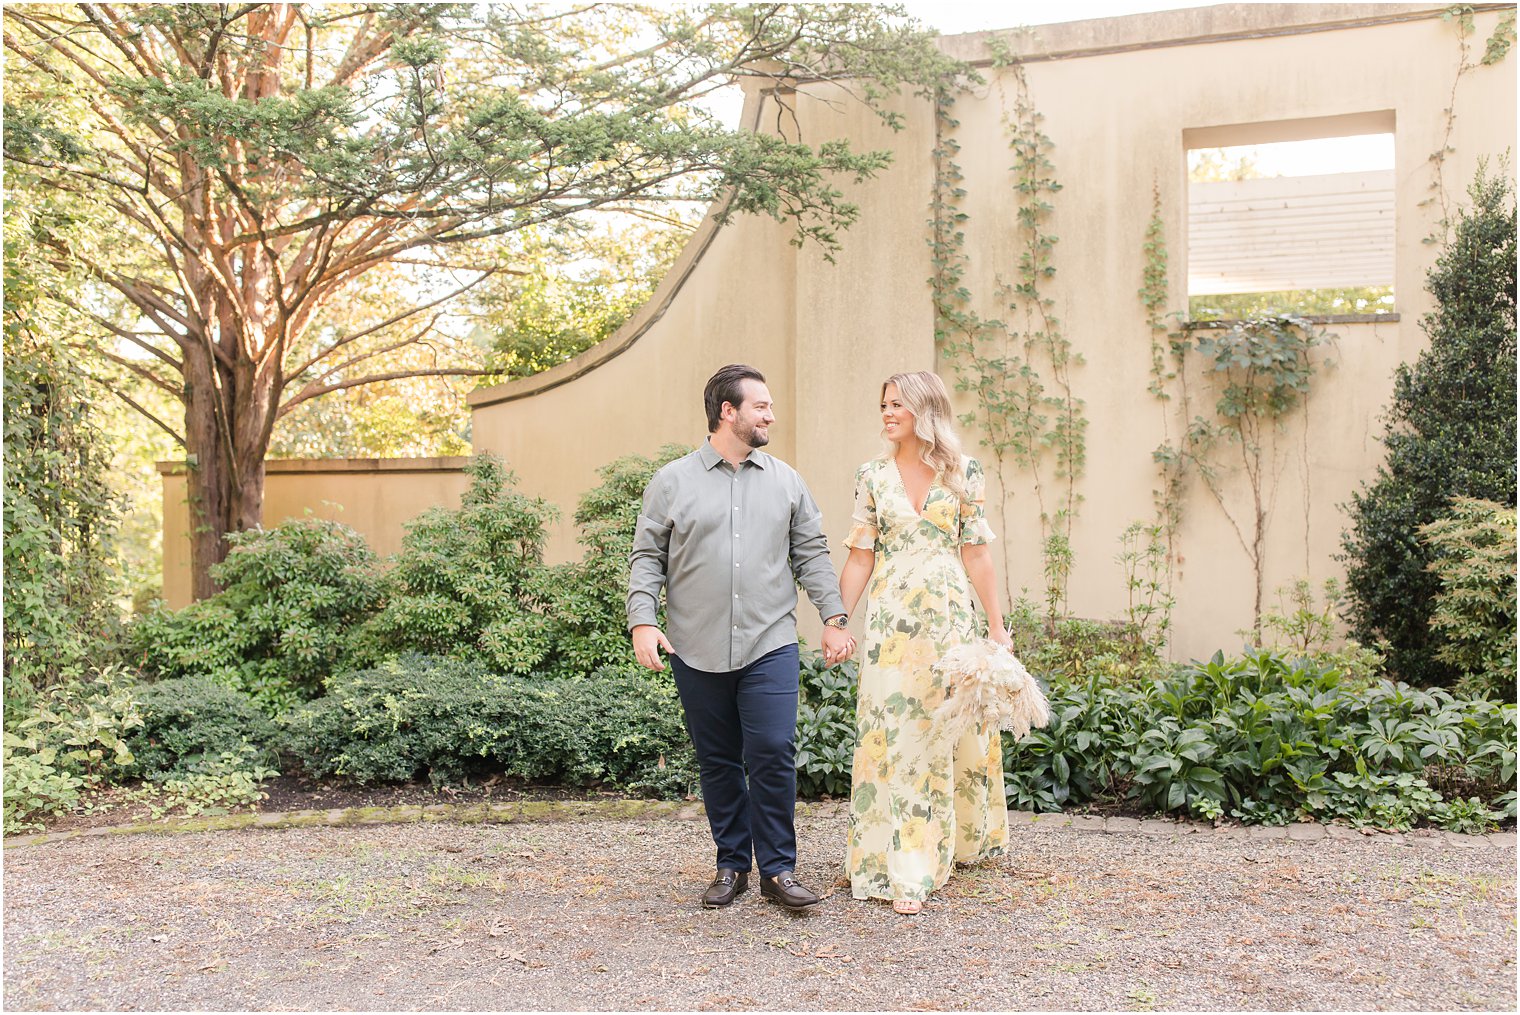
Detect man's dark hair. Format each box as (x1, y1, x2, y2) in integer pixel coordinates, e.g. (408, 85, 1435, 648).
(704, 364, 766, 432)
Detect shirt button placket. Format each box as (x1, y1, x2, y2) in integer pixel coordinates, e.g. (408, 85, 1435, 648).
(731, 469, 740, 664)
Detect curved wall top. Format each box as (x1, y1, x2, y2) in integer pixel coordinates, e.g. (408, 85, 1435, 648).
(468, 81, 774, 412)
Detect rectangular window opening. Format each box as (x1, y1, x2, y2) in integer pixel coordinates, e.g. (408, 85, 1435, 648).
(1184, 112, 1396, 320)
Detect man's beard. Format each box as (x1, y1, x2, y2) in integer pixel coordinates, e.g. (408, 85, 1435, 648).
(734, 418, 769, 449)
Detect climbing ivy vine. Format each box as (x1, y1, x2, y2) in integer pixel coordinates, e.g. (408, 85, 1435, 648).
(1003, 60, 1084, 526)
(1139, 186, 1337, 644)
(1185, 315, 1332, 640)
(1138, 183, 1188, 645)
(928, 49, 1086, 620)
(1425, 5, 1515, 243)
(927, 77, 1013, 608)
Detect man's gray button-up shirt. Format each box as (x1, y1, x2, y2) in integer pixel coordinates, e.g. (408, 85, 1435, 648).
(626, 441, 846, 672)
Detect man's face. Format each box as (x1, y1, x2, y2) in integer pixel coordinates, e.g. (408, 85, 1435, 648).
(726, 379, 775, 449)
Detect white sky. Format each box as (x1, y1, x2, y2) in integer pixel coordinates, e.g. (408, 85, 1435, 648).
(1194, 136, 1396, 178)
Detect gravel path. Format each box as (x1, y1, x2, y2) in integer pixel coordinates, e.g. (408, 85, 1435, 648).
(4, 806, 1514, 1011)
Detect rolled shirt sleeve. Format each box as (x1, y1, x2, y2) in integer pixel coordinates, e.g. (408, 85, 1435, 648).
(627, 472, 673, 630)
(790, 481, 847, 622)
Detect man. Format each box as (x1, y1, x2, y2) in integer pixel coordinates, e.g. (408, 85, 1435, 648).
(628, 364, 855, 910)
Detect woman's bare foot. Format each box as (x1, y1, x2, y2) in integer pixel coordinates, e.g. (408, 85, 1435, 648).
(892, 899, 923, 915)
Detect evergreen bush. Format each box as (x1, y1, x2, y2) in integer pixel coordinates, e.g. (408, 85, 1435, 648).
(126, 676, 281, 781)
(1341, 164, 1517, 686)
(1419, 497, 1517, 700)
(531, 445, 690, 678)
(280, 654, 697, 794)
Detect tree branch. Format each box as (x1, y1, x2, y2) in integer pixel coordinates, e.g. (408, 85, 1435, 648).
(286, 268, 497, 379)
(301, 314, 444, 389)
(49, 291, 185, 372)
(278, 367, 497, 415)
(73, 341, 182, 396)
(78, 368, 187, 447)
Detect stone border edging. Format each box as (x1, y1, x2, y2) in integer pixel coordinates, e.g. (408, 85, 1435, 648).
(4, 801, 1513, 850)
(3, 798, 712, 849)
(1009, 810, 1514, 850)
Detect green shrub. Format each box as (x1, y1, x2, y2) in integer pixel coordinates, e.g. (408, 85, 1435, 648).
(2, 666, 142, 833)
(1006, 597, 1165, 684)
(1000, 667, 1125, 812)
(531, 445, 690, 678)
(4, 666, 141, 781)
(1419, 497, 1517, 700)
(1310, 766, 1442, 831)
(126, 749, 278, 819)
(125, 676, 281, 781)
(796, 650, 858, 796)
(1342, 164, 1517, 686)
(1253, 578, 1385, 688)
(1428, 795, 1504, 835)
(2, 743, 84, 833)
(130, 517, 383, 711)
(281, 654, 696, 794)
(358, 456, 558, 674)
(1001, 649, 1516, 828)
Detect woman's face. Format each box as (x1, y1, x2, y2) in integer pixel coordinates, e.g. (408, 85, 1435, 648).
(881, 383, 916, 444)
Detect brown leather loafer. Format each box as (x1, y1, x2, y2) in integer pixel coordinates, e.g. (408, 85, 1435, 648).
(760, 871, 821, 909)
(702, 869, 749, 908)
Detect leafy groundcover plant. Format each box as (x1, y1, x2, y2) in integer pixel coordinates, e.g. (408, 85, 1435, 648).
(1001, 649, 1514, 831)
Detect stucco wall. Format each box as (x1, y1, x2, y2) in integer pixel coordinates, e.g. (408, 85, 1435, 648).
(465, 4, 1517, 662)
(159, 458, 473, 609)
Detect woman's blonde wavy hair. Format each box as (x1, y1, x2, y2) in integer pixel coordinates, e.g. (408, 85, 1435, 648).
(881, 371, 968, 503)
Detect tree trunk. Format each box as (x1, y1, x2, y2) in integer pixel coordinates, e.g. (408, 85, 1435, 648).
(181, 324, 281, 601)
(183, 342, 231, 600)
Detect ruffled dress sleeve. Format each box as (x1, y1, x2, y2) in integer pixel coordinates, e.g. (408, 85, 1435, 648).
(844, 462, 880, 551)
(958, 456, 997, 546)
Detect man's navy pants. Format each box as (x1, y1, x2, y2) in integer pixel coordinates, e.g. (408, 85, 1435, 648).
(670, 643, 799, 879)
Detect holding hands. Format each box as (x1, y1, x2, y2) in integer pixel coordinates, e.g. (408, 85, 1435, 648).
(821, 618, 856, 667)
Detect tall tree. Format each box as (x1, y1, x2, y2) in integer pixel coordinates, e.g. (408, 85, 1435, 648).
(4, 3, 952, 598)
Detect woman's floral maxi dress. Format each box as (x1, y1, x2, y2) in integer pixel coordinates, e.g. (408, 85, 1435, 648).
(845, 454, 1009, 902)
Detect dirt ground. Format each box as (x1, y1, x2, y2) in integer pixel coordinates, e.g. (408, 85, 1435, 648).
(4, 806, 1515, 1012)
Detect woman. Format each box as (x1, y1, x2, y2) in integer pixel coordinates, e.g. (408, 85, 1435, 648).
(837, 371, 1011, 915)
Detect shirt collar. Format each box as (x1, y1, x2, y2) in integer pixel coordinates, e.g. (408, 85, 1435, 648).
(700, 438, 768, 470)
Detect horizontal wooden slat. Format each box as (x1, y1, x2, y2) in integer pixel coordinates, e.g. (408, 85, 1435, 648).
(1187, 170, 1394, 294)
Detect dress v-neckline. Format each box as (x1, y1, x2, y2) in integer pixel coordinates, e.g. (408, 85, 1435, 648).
(890, 457, 934, 519)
